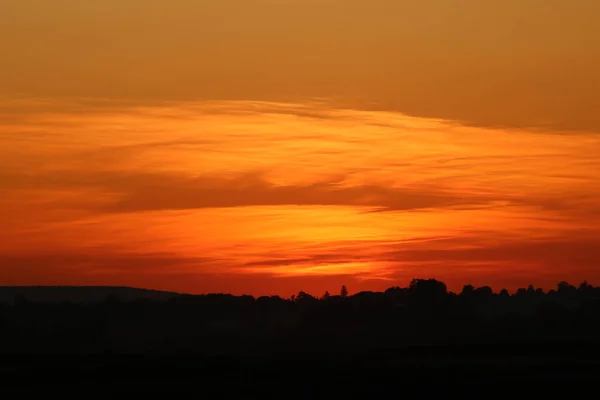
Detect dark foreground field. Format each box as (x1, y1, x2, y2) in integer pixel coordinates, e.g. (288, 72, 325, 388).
(3, 281, 600, 394)
(4, 342, 600, 395)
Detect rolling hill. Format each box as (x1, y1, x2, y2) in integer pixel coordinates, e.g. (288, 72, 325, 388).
(0, 286, 182, 304)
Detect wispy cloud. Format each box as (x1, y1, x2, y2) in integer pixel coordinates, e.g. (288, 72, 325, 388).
(1, 99, 599, 294)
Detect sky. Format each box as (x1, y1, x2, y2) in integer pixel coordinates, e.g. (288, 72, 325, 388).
(1, 1, 599, 296)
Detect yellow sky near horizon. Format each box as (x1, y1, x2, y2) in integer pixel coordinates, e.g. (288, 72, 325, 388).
(1, 99, 599, 295)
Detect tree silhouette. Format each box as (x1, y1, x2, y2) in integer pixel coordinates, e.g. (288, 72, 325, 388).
(579, 281, 592, 292)
(461, 284, 475, 296)
(408, 278, 447, 300)
(296, 291, 315, 303)
(340, 285, 348, 298)
(558, 281, 576, 293)
(1, 278, 600, 363)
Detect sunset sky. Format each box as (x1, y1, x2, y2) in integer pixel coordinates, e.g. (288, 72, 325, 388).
(1, 1, 599, 296)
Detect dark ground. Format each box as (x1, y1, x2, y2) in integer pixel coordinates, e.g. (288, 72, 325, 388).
(3, 281, 600, 395)
(4, 342, 600, 395)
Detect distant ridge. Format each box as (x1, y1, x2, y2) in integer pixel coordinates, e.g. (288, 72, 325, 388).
(0, 286, 183, 304)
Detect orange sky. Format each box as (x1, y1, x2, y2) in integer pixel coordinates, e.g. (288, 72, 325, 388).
(1, 1, 599, 296)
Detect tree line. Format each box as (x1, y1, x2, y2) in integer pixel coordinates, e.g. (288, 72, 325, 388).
(1, 279, 599, 356)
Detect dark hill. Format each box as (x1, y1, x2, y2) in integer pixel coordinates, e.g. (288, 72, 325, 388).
(0, 286, 181, 304)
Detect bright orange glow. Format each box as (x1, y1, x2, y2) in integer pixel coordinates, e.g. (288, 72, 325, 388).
(1, 99, 599, 296)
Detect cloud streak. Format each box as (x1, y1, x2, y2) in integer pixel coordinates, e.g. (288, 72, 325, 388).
(1, 99, 600, 295)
